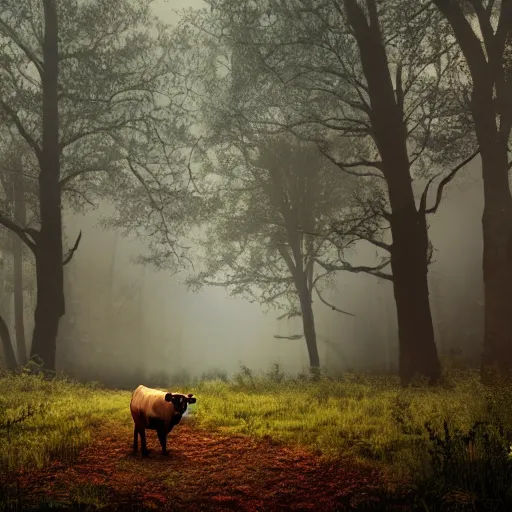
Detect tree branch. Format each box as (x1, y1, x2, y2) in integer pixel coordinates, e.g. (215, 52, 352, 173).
(0, 18, 44, 77)
(59, 167, 107, 188)
(0, 100, 42, 160)
(63, 230, 82, 266)
(0, 212, 36, 253)
(433, 0, 488, 78)
(314, 285, 355, 316)
(316, 256, 393, 281)
(273, 334, 304, 340)
(420, 148, 480, 215)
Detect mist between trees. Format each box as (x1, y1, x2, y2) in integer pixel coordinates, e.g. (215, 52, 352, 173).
(0, 0, 508, 386)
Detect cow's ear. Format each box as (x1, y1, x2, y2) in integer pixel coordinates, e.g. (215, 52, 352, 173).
(187, 393, 194, 398)
(164, 393, 173, 402)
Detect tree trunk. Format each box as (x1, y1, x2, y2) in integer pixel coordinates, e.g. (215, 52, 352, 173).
(432, 0, 512, 380)
(344, 0, 441, 384)
(390, 208, 440, 384)
(0, 313, 17, 370)
(30, 0, 64, 371)
(298, 283, 320, 369)
(13, 171, 27, 366)
(470, 80, 512, 379)
(479, 141, 512, 376)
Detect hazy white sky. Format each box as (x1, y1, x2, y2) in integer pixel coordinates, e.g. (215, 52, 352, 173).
(152, 0, 207, 24)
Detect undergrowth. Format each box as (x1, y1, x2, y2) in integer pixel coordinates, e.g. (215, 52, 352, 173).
(2, 362, 512, 510)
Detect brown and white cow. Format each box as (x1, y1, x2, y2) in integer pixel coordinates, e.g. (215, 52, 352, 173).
(130, 384, 196, 456)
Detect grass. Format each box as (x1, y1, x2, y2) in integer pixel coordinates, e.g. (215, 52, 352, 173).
(0, 370, 130, 473)
(190, 368, 509, 469)
(2, 363, 512, 510)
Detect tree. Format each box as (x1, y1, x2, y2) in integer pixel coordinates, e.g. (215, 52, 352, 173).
(0, 140, 35, 366)
(0, 134, 38, 367)
(0, 313, 16, 370)
(187, 135, 355, 369)
(187, 0, 474, 383)
(12, 159, 28, 365)
(431, 0, 512, 378)
(0, 0, 195, 369)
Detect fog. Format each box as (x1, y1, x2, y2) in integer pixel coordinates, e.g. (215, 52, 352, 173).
(0, 0, 486, 385)
(53, 157, 483, 385)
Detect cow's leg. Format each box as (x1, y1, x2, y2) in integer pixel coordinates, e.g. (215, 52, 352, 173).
(133, 425, 138, 452)
(157, 427, 168, 455)
(140, 429, 149, 456)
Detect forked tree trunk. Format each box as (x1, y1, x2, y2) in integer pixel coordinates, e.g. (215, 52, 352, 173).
(30, 0, 65, 371)
(13, 171, 27, 366)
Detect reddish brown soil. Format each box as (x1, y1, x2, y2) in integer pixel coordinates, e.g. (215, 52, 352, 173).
(6, 420, 412, 511)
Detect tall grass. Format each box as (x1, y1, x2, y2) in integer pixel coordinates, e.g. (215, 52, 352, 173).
(2, 363, 512, 510)
(0, 371, 130, 473)
(190, 367, 495, 464)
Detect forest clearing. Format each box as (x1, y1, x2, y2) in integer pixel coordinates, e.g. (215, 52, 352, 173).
(3, 0, 512, 509)
(2, 366, 512, 511)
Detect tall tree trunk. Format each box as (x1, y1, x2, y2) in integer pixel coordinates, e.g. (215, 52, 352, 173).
(432, 0, 512, 380)
(389, 208, 440, 383)
(479, 139, 512, 375)
(344, 0, 441, 384)
(13, 171, 27, 366)
(471, 65, 512, 377)
(298, 284, 320, 369)
(138, 265, 147, 380)
(30, 0, 64, 371)
(0, 313, 17, 370)
(467, 66, 512, 378)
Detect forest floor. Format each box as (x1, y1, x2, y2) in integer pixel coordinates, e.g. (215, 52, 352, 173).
(4, 370, 499, 511)
(5, 419, 412, 511)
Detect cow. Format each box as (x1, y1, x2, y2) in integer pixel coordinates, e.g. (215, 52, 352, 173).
(130, 384, 196, 456)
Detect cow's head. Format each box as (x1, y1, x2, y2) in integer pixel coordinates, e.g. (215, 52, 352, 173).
(164, 392, 196, 414)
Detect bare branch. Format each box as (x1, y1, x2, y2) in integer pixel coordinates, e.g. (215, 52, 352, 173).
(63, 231, 82, 266)
(186, 136, 203, 194)
(314, 142, 385, 179)
(314, 285, 355, 316)
(273, 334, 304, 340)
(0, 212, 36, 253)
(316, 256, 393, 281)
(420, 148, 480, 215)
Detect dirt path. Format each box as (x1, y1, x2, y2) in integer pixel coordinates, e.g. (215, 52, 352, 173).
(10, 419, 410, 511)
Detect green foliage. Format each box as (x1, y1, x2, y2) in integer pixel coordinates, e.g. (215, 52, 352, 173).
(233, 363, 255, 388)
(191, 367, 488, 467)
(0, 372, 130, 473)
